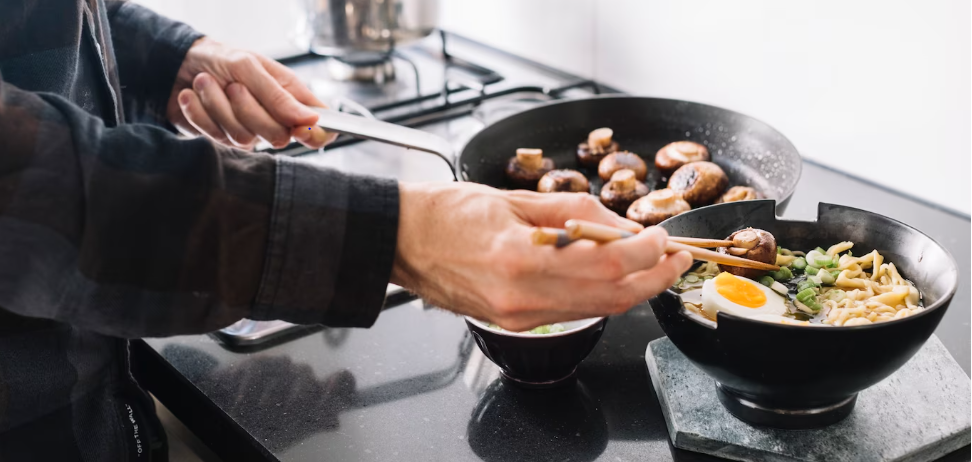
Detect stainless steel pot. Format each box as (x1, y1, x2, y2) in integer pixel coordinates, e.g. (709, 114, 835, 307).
(304, 0, 440, 62)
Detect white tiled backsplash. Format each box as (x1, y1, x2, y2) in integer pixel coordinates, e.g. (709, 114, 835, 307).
(137, 0, 970, 215)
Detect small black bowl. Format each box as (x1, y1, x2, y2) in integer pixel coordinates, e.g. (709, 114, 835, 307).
(465, 317, 608, 388)
(649, 200, 958, 429)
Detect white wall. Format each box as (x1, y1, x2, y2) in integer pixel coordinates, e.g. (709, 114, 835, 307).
(443, 0, 971, 215)
(135, 0, 306, 58)
(137, 0, 970, 214)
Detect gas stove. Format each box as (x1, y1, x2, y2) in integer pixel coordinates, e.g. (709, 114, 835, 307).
(213, 31, 612, 347)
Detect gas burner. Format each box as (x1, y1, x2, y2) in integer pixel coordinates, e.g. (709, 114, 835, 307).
(326, 56, 396, 83)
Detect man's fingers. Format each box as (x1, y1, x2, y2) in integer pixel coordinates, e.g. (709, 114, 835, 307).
(226, 83, 292, 149)
(178, 89, 229, 144)
(533, 225, 670, 280)
(615, 251, 694, 307)
(256, 57, 340, 147)
(192, 73, 256, 148)
(256, 55, 326, 107)
(510, 191, 645, 232)
(231, 56, 318, 127)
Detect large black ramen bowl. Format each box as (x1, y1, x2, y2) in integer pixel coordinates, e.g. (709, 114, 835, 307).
(649, 200, 958, 429)
(465, 317, 607, 388)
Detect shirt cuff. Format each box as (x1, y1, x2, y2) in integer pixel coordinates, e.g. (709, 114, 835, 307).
(254, 156, 400, 327)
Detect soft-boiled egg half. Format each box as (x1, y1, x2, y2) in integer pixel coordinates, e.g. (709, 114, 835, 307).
(701, 272, 787, 320)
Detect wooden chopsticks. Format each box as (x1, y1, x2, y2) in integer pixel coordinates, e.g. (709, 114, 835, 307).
(531, 219, 780, 272)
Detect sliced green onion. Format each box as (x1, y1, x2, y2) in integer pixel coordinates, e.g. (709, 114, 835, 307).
(814, 247, 826, 254)
(796, 288, 822, 311)
(797, 279, 819, 293)
(794, 299, 820, 313)
(813, 256, 833, 267)
(529, 324, 566, 334)
(792, 257, 807, 271)
(818, 270, 835, 285)
(805, 250, 825, 268)
(685, 275, 699, 283)
(777, 246, 782, 254)
(796, 287, 817, 301)
(830, 270, 840, 279)
(770, 281, 789, 295)
(805, 265, 820, 276)
(771, 266, 793, 281)
(759, 275, 775, 287)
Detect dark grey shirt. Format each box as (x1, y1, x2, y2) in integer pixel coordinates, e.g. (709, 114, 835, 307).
(0, 1, 399, 460)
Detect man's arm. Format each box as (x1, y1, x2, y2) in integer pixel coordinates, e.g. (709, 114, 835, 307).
(0, 75, 399, 338)
(105, 0, 201, 127)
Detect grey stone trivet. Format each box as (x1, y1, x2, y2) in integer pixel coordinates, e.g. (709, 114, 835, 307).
(646, 335, 971, 462)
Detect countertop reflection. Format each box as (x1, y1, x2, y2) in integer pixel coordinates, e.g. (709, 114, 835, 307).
(139, 301, 690, 461)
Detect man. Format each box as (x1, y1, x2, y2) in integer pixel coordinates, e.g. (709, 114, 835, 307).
(0, 1, 692, 460)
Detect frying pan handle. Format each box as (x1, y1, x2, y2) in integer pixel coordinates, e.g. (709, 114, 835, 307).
(311, 107, 458, 180)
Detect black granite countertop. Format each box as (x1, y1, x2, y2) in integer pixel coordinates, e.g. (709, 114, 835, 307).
(134, 157, 971, 462)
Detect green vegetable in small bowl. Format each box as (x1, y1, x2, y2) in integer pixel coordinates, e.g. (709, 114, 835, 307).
(488, 323, 566, 335)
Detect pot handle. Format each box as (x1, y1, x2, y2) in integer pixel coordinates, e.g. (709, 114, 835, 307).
(310, 107, 458, 180)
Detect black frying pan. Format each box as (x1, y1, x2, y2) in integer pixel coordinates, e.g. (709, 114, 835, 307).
(312, 96, 803, 213)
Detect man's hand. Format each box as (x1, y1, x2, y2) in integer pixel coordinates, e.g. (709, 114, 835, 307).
(167, 37, 336, 149)
(391, 183, 694, 332)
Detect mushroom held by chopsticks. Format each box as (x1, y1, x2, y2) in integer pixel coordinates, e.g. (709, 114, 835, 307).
(654, 141, 709, 177)
(718, 228, 777, 279)
(667, 161, 728, 206)
(533, 219, 780, 272)
(600, 169, 648, 215)
(537, 169, 590, 193)
(598, 151, 648, 182)
(626, 188, 691, 226)
(506, 148, 554, 190)
(715, 186, 760, 204)
(577, 127, 619, 168)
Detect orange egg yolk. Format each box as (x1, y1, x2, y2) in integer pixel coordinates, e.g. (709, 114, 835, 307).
(713, 272, 766, 308)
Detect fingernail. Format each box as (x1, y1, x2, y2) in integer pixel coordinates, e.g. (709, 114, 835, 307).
(196, 74, 210, 89)
(304, 127, 331, 147)
(226, 83, 240, 98)
(178, 92, 190, 106)
(293, 126, 311, 141)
